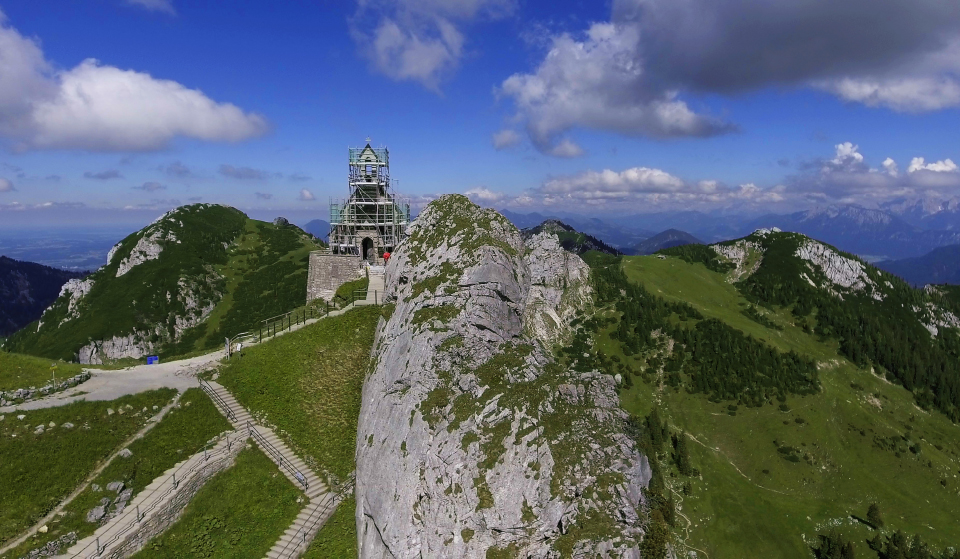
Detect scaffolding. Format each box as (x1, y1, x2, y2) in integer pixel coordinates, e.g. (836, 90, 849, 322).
(329, 142, 410, 261)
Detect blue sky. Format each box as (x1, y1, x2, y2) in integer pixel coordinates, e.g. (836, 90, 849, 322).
(1, 0, 959, 229)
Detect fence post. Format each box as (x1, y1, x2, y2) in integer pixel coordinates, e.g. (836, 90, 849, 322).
(375, 290, 378, 305)
(136, 505, 141, 522)
(172, 473, 177, 489)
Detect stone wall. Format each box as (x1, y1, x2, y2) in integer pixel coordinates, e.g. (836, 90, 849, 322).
(100, 437, 245, 558)
(306, 251, 362, 303)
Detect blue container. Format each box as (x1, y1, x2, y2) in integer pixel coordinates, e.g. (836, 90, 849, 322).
(147, 356, 159, 365)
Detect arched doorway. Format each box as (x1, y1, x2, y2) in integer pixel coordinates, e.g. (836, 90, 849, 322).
(361, 237, 373, 261)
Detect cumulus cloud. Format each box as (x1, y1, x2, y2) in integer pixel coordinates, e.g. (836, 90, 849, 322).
(819, 77, 960, 113)
(124, 0, 175, 15)
(882, 157, 899, 177)
(788, 143, 960, 205)
(133, 181, 166, 192)
(465, 186, 506, 205)
(255, 192, 273, 200)
(498, 22, 734, 156)
(0, 177, 14, 192)
(351, 0, 515, 90)
(84, 169, 123, 180)
(0, 10, 267, 151)
(908, 157, 959, 173)
(498, 0, 960, 152)
(491, 129, 520, 150)
(541, 166, 687, 202)
(219, 165, 274, 180)
(299, 188, 315, 201)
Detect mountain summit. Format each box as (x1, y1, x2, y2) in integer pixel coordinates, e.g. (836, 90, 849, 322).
(5, 204, 322, 362)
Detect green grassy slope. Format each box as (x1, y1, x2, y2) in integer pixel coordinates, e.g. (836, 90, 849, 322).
(0, 350, 84, 391)
(133, 446, 302, 559)
(5, 388, 231, 558)
(608, 254, 960, 557)
(5, 204, 323, 362)
(0, 389, 177, 546)
(217, 305, 382, 483)
(304, 495, 357, 558)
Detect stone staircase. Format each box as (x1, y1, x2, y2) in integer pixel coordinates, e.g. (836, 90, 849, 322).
(201, 381, 340, 558)
(61, 430, 246, 558)
(357, 269, 386, 306)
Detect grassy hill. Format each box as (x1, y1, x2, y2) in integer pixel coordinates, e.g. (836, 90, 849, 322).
(4, 204, 323, 362)
(574, 232, 960, 557)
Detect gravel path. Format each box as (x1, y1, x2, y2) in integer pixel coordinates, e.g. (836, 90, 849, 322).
(0, 351, 225, 413)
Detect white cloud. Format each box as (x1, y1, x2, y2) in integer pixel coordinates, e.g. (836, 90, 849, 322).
(124, 0, 176, 15)
(491, 129, 520, 150)
(823, 142, 867, 173)
(0, 11, 267, 151)
(908, 157, 959, 173)
(352, 0, 514, 90)
(541, 166, 687, 201)
(299, 188, 315, 201)
(882, 157, 899, 177)
(498, 23, 733, 156)
(819, 76, 960, 113)
(548, 139, 584, 159)
(465, 186, 506, 204)
(0, 177, 14, 192)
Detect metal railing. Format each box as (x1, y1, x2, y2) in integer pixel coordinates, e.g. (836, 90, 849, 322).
(259, 306, 325, 342)
(275, 475, 356, 558)
(247, 421, 309, 492)
(73, 432, 243, 558)
(199, 379, 235, 422)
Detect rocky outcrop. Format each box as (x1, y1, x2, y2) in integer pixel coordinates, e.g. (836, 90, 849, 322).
(116, 229, 179, 277)
(355, 195, 648, 558)
(712, 239, 764, 282)
(796, 240, 884, 300)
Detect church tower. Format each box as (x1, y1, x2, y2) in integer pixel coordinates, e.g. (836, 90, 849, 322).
(329, 140, 410, 262)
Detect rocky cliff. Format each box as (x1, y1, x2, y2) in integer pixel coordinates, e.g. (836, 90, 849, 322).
(355, 195, 649, 558)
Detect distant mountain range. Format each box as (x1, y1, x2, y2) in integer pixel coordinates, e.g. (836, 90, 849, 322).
(877, 244, 960, 286)
(0, 256, 85, 337)
(632, 229, 702, 255)
(502, 200, 960, 262)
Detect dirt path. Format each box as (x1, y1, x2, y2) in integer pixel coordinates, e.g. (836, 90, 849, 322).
(667, 478, 710, 559)
(0, 396, 182, 556)
(685, 433, 791, 496)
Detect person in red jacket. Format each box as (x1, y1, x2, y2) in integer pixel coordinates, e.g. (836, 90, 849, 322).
(383, 251, 391, 264)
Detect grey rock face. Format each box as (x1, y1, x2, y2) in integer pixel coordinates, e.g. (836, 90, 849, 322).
(106, 481, 125, 493)
(86, 505, 106, 523)
(355, 195, 649, 558)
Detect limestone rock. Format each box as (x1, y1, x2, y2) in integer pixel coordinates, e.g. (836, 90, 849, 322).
(119, 448, 133, 458)
(355, 195, 648, 558)
(107, 481, 125, 492)
(86, 505, 106, 523)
